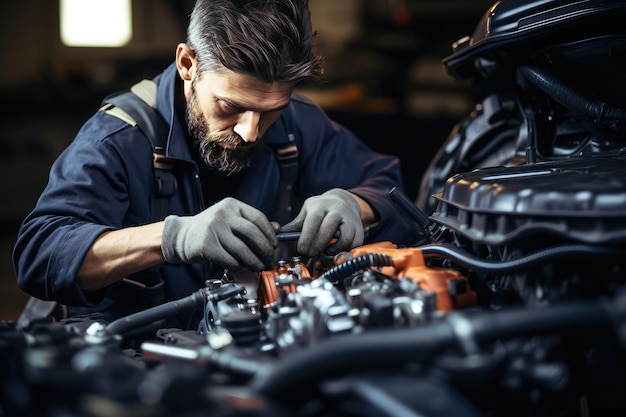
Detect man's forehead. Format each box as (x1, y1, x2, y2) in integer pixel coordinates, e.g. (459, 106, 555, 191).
(196, 69, 295, 111)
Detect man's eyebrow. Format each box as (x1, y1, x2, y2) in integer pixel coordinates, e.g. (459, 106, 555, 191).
(219, 97, 290, 113)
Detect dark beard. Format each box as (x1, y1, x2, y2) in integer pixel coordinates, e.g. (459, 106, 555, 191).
(196, 133, 255, 173)
(186, 85, 256, 173)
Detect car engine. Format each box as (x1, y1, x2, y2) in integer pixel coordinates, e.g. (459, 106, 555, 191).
(2, 0, 626, 416)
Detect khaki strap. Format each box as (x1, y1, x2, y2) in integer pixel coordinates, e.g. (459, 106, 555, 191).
(130, 79, 158, 108)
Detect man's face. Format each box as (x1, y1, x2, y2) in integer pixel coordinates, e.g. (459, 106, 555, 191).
(185, 69, 295, 173)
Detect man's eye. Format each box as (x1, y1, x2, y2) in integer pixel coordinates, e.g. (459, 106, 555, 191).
(218, 100, 239, 112)
(214, 99, 229, 111)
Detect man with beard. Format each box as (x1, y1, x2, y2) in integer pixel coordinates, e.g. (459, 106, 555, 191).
(13, 0, 419, 328)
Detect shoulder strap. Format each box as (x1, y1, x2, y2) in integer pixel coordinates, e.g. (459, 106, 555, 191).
(269, 134, 299, 226)
(268, 133, 299, 260)
(271, 117, 300, 225)
(100, 80, 177, 221)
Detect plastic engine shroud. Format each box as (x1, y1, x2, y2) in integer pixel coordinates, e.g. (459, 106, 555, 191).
(431, 155, 626, 245)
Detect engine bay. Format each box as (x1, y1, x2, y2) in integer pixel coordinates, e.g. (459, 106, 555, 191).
(3, 0, 626, 416)
(2, 168, 625, 416)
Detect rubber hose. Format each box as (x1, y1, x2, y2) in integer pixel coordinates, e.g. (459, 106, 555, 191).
(105, 290, 205, 336)
(518, 66, 626, 123)
(420, 242, 621, 275)
(320, 252, 394, 282)
(250, 300, 612, 399)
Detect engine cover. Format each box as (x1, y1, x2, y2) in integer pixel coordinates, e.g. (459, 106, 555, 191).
(431, 155, 626, 245)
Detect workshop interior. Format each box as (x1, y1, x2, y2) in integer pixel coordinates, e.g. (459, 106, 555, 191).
(0, 0, 487, 321)
(2, 0, 626, 416)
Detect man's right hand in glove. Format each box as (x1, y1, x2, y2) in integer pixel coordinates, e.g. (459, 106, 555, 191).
(76, 197, 278, 293)
(161, 197, 278, 271)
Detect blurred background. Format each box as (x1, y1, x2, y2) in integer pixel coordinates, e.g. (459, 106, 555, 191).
(0, 0, 494, 321)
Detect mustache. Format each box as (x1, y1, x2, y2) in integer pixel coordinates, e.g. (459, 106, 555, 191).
(211, 133, 256, 149)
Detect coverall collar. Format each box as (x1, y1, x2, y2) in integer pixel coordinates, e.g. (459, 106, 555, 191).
(154, 63, 194, 162)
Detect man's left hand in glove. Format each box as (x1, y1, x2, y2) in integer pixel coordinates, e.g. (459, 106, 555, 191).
(279, 188, 371, 257)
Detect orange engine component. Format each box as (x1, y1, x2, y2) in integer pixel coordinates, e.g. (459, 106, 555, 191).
(258, 258, 312, 309)
(258, 242, 477, 313)
(349, 242, 477, 312)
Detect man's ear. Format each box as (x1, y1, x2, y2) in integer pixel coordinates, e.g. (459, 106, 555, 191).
(176, 43, 196, 81)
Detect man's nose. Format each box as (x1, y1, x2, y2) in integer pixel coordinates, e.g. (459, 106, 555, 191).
(233, 111, 260, 143)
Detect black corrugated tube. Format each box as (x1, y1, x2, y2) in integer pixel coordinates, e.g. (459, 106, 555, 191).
(518, 65, 626, 124)
(319, 252, 394, 282)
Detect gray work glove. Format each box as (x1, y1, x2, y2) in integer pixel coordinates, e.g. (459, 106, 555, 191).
(161, 197, 278, 271)
(280, 188, 364, 257)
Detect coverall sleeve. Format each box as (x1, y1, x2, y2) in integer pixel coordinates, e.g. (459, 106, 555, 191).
(12, 113, 154, 307)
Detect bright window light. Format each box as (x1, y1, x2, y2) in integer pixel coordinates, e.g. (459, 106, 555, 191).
(60, 0, 132, 47)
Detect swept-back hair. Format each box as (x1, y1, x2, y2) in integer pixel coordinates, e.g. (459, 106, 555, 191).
(187, 0, 323, 83)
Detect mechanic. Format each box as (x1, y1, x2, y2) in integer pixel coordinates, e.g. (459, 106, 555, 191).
(13, 0, 419, 327)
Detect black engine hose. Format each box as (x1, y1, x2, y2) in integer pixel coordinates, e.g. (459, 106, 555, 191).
(319, 253, 394, 283)
(105, 290, 206, 336)
(250, 300, 615, 401)
(517, 65, 626, 124)
(420, 242, 622, 275)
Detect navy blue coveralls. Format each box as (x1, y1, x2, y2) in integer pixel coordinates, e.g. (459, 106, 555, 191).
(13, 63, 419, 326)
